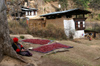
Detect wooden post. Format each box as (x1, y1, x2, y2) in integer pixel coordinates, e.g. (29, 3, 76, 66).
(76, 15, 77, 18)
(83, 14, 85, 18)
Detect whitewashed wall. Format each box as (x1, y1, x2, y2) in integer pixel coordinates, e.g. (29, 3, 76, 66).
(25, 11, 37, 18)
(73, 30, 85, 39)
(26, 16, 36, 18)
(64, 19, 75, 38)
(63, 19, 85, 39)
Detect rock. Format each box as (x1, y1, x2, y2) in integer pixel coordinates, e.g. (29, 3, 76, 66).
(25, 63, 35, 66)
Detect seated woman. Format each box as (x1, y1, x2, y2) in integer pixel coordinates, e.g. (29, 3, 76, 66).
(12, 37, 32, 56)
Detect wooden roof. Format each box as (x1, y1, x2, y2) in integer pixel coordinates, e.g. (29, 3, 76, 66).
(40, 8, 91, 17)
(21, 7, 38, 11)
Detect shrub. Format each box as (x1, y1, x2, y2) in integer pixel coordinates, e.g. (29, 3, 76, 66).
(85, 28, 93, 31)
(32, 24, 67, 40)
(86, 23, 100, 32)
(20, 36, 25, 39)
(96, 14, 100, 20)
(8, 20, 68, 40)
(92, 23, 100, 32)
(8, 19, 28, 34)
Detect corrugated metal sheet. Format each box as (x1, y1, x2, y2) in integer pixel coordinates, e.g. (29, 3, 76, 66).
(40, 8, 91, 17)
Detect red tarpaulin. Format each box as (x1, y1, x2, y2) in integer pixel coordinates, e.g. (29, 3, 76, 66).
(33, 43, 73, 53)
(22, 39, 51, 45)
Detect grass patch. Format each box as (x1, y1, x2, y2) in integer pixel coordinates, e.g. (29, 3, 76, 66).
(8, 19, 29, 34)
(20, 36, 25, 39)
(48, 37, 56, 40)
(85, 28, 93, 31)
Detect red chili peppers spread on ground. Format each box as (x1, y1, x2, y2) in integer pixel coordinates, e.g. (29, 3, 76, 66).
(22, 39, 51, 45)
(33, 43, 73, 53)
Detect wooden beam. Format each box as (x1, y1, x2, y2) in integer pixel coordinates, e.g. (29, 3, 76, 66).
(83, 14, 85, 18)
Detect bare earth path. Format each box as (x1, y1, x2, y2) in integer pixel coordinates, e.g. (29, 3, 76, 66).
(0, 34, 100, 66)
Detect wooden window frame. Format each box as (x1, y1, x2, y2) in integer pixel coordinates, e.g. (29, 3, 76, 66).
(75, 21, 85, 30)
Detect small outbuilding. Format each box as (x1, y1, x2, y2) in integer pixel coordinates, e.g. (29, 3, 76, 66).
(21, 7, 38, 18)
(40, 8, 91, 39)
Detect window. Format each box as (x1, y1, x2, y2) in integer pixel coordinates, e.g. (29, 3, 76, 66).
(78, 21, 80, 28)
(26, 12, 27, 16)
(74, 18, 86, 30)
(75, 21, 85, 30)
(83, 21, 85, 27)
(30, 12, 31, 16)
(29, 12, 30, 16)
(34, 11, 36, 15)
(27, 12, 29, 15)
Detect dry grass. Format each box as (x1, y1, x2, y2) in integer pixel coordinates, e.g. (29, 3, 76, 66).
(86, 22, 100, 32)
(8, 20, 28, 34)
(32, 24, 67, 40)
(39, 39, 100, 66)
(8, 20, 67, 40)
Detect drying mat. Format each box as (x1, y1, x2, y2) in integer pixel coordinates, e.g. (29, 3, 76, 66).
(32, 43, 73, 53)
(22, 39, 51, 45)
(41, 48, 69, 57)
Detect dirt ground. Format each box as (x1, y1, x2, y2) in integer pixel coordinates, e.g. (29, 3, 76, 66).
(0, 34, 100, 66)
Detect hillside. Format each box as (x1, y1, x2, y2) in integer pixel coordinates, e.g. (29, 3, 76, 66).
(28, 0, 76, 14)
(6, 0, 100, 21)
(27, 0, 100, 22)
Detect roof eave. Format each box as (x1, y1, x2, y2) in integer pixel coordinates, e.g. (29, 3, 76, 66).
(40, 8, 91, 17)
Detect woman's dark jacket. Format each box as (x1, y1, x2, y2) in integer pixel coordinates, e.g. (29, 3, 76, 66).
(12, 43, 24, 54)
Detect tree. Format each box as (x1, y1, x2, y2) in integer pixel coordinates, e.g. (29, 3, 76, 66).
(59, 0, 68, 10)
(0, 0, 35, 66)
(88, 0, 100, 19)
(73, 0, 90, 9)
(89, 0, 100, 10)
(0, 0, 26, 63)
(6, 0, 25, 17)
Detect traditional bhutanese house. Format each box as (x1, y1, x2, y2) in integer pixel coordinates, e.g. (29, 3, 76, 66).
(40, 8, 91, 39)
(11, 7, 38, 20)
(21, 7, 38, 18)
(22, 7, 46, 30)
